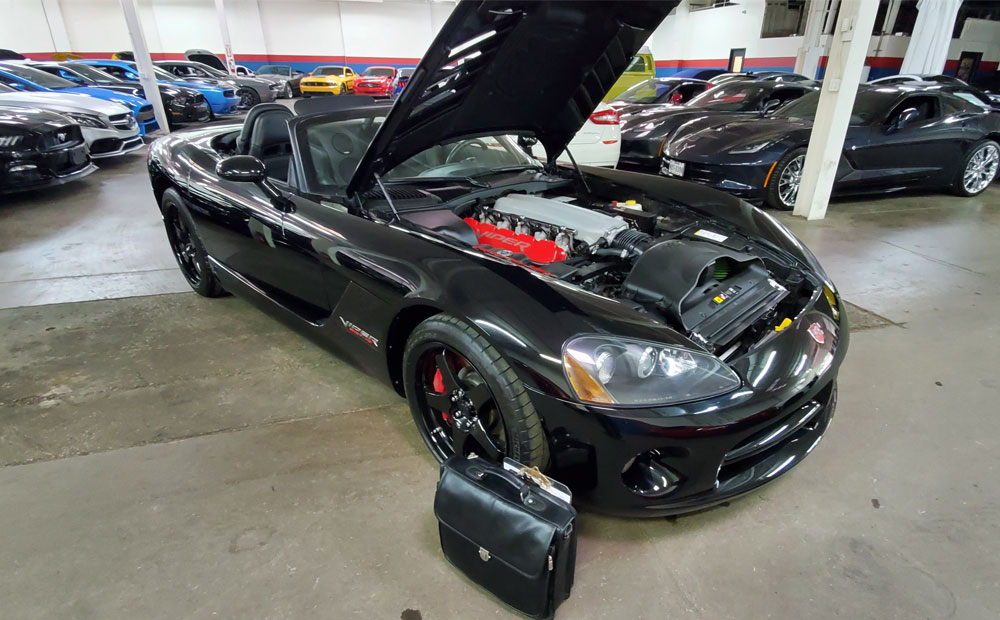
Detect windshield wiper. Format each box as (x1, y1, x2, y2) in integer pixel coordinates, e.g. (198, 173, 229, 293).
(469, 164, 543, 178)
(384, 175, 490, 188)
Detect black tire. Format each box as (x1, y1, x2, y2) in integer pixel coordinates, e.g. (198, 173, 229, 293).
(237, 87, 261, 110)
(403, 314, 549, 468)
(951, 139, 999, 197)
(282, 82, 292, 99)
(161, 189, 226, 298)
(765, 147, 807, 211)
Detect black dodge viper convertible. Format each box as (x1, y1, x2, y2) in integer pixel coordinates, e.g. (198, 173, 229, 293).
(662, 83, 1000, 209)
(148, 0, 847, 516)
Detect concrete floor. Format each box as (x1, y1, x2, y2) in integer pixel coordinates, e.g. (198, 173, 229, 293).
(1, 152, 998, 619)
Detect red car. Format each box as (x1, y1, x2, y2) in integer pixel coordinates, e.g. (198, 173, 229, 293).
(354, 66, 397, 97)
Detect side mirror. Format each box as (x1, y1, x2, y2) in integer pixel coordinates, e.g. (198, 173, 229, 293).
(216, 155, 266, 183)
(760, 98, 781, 115)
(216, 156, 294, 212)
(888, 107, 919, 133)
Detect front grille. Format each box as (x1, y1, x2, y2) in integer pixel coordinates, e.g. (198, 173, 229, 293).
(136, 105, 154, 123)
(108, 113, 135, 130)
(89, 137, 123, 155)
(39, 125, 83, 150)
(223, 89, 235, 98)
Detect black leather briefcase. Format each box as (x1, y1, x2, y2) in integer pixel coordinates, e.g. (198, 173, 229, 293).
(434, 455, 577, 619)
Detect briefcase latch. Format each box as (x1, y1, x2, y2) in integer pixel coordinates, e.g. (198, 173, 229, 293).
(479, 547, 491, 562)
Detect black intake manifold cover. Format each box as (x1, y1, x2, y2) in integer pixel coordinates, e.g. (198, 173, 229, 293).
(623, 239, 787, 346)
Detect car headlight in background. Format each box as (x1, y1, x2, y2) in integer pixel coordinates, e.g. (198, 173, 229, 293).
(562, 336, 741, 406)
(729, 138, 776, 154)
(64, 113, 109, 129)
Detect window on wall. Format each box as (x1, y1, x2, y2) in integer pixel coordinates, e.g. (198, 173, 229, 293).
(689, 0, 739, 11)
(952, 0, 1000, 38)
(889, 0, 918, 36)
(761, 0, 807, 38)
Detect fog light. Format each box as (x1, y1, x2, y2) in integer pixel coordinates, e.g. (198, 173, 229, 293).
(622, 449, 681, 498)
(9, 164, 38, 173)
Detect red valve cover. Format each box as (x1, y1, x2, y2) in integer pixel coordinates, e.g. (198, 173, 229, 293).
(464, 218, 567, 263)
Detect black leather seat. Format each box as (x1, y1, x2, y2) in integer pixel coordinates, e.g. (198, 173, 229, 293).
(237, 104, 294, 181)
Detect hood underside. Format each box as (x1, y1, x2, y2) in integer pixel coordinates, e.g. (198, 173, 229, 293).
(347, 0, 677, 195)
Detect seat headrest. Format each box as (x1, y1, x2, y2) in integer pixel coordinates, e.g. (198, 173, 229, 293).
(237, 103, 293, 155)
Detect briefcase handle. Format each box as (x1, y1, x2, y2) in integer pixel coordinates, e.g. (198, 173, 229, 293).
(466, 464, 535, 504)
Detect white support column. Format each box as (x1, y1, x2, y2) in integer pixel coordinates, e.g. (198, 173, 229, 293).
(215, 0, 238, 75)
(40, 0, 72, 53)
(792, 0, 879, 220)
(119, 0, 171, 135)
(795, 0, 829, 79)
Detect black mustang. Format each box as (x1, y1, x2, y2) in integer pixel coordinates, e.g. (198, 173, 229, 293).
(617, 79, 818, 170)
(662, 83, 1000, 209)
(0, 103, 94, 193)
(148, 0, 847, 516)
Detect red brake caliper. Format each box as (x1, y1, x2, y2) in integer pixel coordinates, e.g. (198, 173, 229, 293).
(432, 368, 450, 423)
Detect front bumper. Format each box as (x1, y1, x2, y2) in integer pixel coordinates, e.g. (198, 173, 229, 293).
(661, 156, 772, 203)
(300, 83, 344, 96)
(355, 85, 392, 97)
(168, 100, 212, 124)
(82, 126, 144, 159)
(524, 307, 848, 517)
(0, 143, 96, 194)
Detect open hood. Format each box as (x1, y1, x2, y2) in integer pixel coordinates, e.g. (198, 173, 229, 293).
(347, 0, 676, 195)
(185, 49, 227, 72)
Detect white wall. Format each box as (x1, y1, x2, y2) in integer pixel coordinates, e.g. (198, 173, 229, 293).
(1, 0, 455, 69)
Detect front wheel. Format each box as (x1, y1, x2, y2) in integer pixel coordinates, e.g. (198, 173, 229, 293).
(766, 147, 807, 211)
(282, 82, 292, 98)
(161, 189, 225, 298)
(237, 87, 260, 110)
(952, 139, 999, 197)
(403, 314, 549, 467)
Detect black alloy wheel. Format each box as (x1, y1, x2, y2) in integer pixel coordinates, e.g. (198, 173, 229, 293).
(237, 87, 260, 109)
(161, 189, 225, 297)
(403, 315, 549, 467)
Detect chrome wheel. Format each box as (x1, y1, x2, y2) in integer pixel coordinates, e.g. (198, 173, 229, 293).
(282, 82, 292, 98)
(777, 154, 805, 208)
(963, 143, 999, 194)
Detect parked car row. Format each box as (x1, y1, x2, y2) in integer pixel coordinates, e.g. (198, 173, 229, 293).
(610, 72, 999, 208)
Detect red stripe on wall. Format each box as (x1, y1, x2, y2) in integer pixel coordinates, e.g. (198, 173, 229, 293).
(23, 51, 423, 65)
(743, 56, 796, 68)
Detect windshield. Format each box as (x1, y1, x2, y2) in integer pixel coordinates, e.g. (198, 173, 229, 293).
(61, 64, 120, 85)
(258, 65, 290, 76)
(297, 113, 539, 193)
(363, 67, 395, 78)
(0, 84, 13, 93)
(315, 67, 345, 76)
(616, 79, 681, 104)
(0, 64, 76, 90)
(687, 82, 765, 111)
(192, 62, 228, 78)
(774, 89, 892, 124)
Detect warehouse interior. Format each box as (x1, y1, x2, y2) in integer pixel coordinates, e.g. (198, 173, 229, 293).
(1, 1, 999, 619)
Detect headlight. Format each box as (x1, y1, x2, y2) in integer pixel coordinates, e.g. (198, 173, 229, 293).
(729, 139, 775, 154)
(64, 113, 109, 128)
(562, 336, 741, 406)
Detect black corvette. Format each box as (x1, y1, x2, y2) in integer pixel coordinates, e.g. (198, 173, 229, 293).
(30, 62, 212, 127)
(148, 0, 847, 516)
(663, 83, 1000, 209)
(1, 104, 94, 193)
(617, 79, 817, 169)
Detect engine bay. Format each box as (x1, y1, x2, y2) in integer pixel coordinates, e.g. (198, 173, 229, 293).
(386, 184, 817, 357)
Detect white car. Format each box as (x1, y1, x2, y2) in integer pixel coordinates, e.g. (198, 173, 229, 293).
(0, 84, 142, 158)
(532, 101, 621, 167)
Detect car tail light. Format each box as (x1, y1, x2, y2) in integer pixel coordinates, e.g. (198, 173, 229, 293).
(589, 108, 619, 125)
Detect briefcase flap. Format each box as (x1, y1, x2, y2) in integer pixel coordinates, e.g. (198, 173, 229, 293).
(434, 463, 558, 579)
